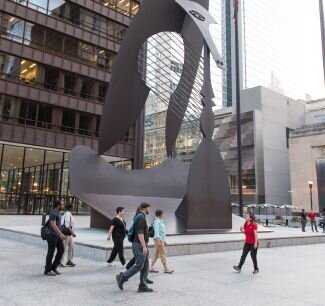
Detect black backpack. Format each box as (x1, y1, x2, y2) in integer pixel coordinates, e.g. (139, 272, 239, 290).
(40, 214, 50, 240)
(127, 213, 144, 242)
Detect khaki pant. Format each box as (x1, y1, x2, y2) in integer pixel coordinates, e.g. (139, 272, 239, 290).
(62, 235, 74, 264)
(151, 240, 168, 271)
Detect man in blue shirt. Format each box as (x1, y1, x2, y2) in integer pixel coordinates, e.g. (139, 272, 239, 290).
(44, 200, 66, 276)
(116, 203, 153, 292)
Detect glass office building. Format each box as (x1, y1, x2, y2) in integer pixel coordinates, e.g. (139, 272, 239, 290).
(0, 0, 140, 214)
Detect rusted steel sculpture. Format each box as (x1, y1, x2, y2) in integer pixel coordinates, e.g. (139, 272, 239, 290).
(69, 0, 231, 233)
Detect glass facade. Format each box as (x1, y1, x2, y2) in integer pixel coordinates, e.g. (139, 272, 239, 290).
(101, 0, 140, 16)
(0, 94, 102, 138)
(10, 0, 129, 40)
(144, 110, 257, 203)
(0, 143, 83, 214)
(0, 12, 116, 71)
(0, 52, 108, 102)
(0, 143, 133, 214)
(214, 111, 256, 203)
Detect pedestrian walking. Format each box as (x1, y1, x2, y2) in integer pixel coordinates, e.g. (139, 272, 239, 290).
(150, 210, 174, 274)
(44, 200, 66, 276)
(308, 210, 318, 232)
(301, 209, 307, 232)
(116, 203, 153, 293)
(233, 213, 259, 274)
(61, 203, 76, 267)
(107, 207, 127, 266)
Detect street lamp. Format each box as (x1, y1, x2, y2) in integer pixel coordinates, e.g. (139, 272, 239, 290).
(308, 181, 313, 210)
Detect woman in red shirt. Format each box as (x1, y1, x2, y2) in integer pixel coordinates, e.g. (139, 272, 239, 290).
(233, 213, 259, 274)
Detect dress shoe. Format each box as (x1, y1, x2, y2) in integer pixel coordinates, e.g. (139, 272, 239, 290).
(138, 285, 154, 293)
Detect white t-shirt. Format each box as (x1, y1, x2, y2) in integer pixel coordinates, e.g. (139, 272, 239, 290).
(61, 211, 75, 230)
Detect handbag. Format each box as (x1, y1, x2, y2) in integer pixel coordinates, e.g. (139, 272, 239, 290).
(61, 213, 72, 236)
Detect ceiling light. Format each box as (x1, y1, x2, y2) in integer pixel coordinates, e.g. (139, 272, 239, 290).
(21, 69, 28, 74)
(29, 63, 36, 68)
(21, 60, 26, 65)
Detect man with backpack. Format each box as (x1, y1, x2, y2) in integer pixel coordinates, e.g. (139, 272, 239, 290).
(44, 200, 66, 276)
(116, 203, 153, 293)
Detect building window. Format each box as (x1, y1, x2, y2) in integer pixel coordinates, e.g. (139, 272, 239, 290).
(79, 113, 93, 136)
(37, 104, 52, 129)
(24, 21, 45, 49)
(0, 13, 24, 43)
(20, 60, 38, 84)
(44, 66, 59, 90)
(80, 78, 94, 99)
(98, 83, 108, 101)
(61, 110, 75, 133)
(64, 73, 77, 95)
(45, 30, 64, 53)
(19, 101, 37, 126)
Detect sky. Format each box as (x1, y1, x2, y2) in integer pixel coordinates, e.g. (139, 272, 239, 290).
(243, 0, 324, 100)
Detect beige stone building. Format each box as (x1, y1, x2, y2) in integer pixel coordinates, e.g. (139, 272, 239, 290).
(289, 98, 325, 212)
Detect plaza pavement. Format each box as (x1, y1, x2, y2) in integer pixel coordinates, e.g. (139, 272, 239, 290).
(0, 237, 325, 306)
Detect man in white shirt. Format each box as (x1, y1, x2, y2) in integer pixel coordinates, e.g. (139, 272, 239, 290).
(61, 204, 76, 267)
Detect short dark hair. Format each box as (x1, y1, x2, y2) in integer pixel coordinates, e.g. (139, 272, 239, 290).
(249, 212, 256, 223)
(155, 209, 163, 217)
(53, 200, 62, 209)
(139, 203, 150, 210)
(116, 207, 124, 214)
(65, 203, 73, 211)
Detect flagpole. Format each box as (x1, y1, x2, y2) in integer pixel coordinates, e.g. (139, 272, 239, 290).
(320, 0, 325, 85)
(234, 0, 243, 217)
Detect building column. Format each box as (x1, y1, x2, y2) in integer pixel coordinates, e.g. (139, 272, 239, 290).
(52, 108, 62, 130)
(91, 82, 100, 101)
(57, 70, 65, 93)
(89, 115, 97, 136)
(0, 95, 5, 118)
(10, 97, 21, 123)
(75, 112, 80, 134)
(74, 77, 83, 97)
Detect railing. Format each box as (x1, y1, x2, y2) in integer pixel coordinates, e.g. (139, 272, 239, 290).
(9, 0, 127, 43)
(0, 72, 106, 103)
(0, 26, 114, 72)
(0, 114, 136, 146)
(0, 113, 99, 137)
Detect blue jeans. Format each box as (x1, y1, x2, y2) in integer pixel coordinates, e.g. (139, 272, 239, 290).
(122, 242, 149, 286)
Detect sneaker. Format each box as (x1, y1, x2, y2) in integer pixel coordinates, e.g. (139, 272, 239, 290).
(116, 273, 125, 291)
(149, 269, 159, 273)
(66, 261, 76, 267)
(233, 265, 241, 273)
(145, 279, 154, 284)
(52, 269, 61, 275)
(59, 263, 65, 268)
(138, 285, 154, 293)
(164, 270, 174, 274)
(44, 271, 56, 276)
(253, 269, 259, 274)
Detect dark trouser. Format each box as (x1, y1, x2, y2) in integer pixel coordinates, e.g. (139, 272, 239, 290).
(311, 220, 318, 232)
(122, 242, 149, 286)
(45, 234, 64, 273)
(107, 237, 125, 265)
(126, 256, 136, 270)
(301, 220, 306, 232)
(238, 243, 258, 270)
